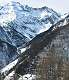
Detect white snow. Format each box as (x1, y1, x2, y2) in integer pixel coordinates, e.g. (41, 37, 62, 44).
(63, 19, 67, 26)
(18, 74, 36, 80)
(38, 22, 52, 34)
(20, 47, 27, 53)
(4, 71, 15, 80)
(40, 11, 52, 19)
(0, 2, 16, 26)
(61, 13, 69, 19)
(40, 11, 48, 18)
(1, 59, 18, 75)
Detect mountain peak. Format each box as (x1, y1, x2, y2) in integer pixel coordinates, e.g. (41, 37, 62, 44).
(0, 1, 61, 47)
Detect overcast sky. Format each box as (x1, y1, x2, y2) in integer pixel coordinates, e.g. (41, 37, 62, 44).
(0, 0, 69, 14)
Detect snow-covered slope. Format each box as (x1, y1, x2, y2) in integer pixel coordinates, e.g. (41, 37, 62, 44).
(0, 1, 60, 47)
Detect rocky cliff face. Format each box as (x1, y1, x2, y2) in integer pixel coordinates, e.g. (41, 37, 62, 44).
(35, 24, 69, 80)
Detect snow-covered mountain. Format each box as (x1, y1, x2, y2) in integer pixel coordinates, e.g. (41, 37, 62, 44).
(0, 1, 60, 47)
(0, 1, 69, 80)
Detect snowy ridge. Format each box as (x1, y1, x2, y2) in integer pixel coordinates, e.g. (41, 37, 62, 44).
(4, 71, 15, 80)
(1, 59, 18, 76)
(52, 14, 69, 30)
(0, 1, 60, 47)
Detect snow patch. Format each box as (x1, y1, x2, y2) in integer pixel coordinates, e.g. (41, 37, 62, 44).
(63, 19, 67, 26)
(1, 59, 18, 75)
(0, 2, 16, 26)
(41, 11, 48, 19)
(38, 22, 52, 34)
(18, 74, 36, 80)
(4, 71, 15, 80)
(61, 13, 69, 19)
(20, 47, 27, 53)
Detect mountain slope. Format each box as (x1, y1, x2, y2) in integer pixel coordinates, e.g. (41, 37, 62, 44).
(0, 1, 60, 47)
(0, 10, 69, 80)
(0, 2, 61, 71)
(1, 2, 69, 80)
(14, 14, 69, 80)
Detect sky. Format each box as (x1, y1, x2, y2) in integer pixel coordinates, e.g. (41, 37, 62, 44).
(0, 0, 69, 14)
